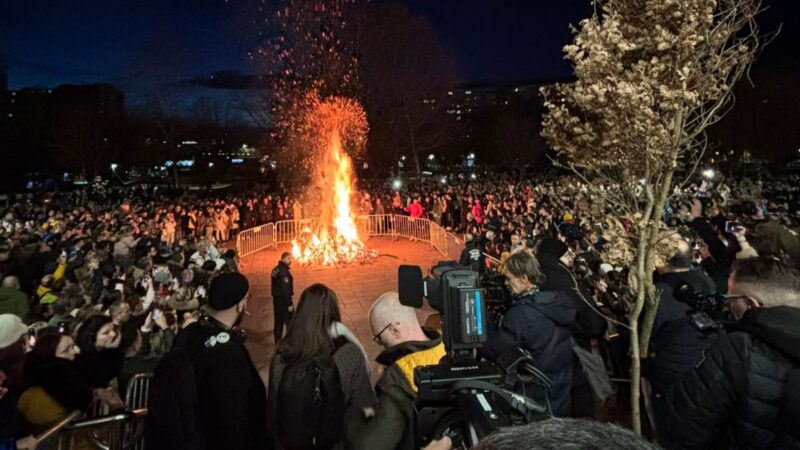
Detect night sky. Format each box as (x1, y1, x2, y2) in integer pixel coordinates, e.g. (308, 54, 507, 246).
(1, 0, 798, 90)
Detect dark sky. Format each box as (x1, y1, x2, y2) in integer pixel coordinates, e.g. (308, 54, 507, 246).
(1, 0, 798, 90)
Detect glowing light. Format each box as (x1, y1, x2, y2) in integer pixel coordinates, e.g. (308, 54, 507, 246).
(110, 163, 118, 170)
(702, 169, 715, 179)
(290, 96, 375, 266)
(393, 179, 403, 189)
(440, 177, 447, 184)
(428, 154, 435, 161)
(470, 173, 477, 180)
(468, 153, 475, 159)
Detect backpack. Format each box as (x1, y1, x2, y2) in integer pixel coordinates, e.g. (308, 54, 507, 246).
(145, 348, 204, 450)
(276, 355, 345, 450)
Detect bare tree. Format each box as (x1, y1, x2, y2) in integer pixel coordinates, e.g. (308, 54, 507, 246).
(358, 2, 462, 174)
(124, 37, 194, 187)
(541, 0, 766, 434)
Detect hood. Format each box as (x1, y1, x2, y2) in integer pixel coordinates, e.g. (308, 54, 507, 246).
(519, 290, 576, 327)
(376, 329, 442, 366)
(738, 306, 800, 360)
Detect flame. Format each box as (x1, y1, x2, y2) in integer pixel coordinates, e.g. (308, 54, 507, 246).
(291, 129, 372, 265)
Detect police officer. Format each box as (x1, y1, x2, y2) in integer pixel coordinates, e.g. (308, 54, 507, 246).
(169, 272, 267, 450)
(271, 252, 294, 344)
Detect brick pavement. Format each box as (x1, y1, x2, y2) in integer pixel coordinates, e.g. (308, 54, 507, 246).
(238, 236, 445, 381)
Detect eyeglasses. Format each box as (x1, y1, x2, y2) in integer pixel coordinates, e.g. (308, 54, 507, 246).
(372, 322, 393, 343)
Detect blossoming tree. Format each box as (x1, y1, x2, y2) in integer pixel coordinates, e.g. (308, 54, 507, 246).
(541, 0, 765, 434)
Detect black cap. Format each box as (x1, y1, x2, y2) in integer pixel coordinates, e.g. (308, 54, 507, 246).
(208, 272, 249, 310)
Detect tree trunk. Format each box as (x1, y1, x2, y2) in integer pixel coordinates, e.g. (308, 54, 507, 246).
(406, 115, 421, 174)
(630, 107, 686, 435)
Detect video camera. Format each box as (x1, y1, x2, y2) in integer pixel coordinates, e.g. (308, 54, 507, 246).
(398, 262, 551, 449)
(674, 283, 729, 331)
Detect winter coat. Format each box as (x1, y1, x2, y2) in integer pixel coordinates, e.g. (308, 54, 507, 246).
(267, 332, 376, 450)
(665, 306, 800, 449)
(170, 317, 268, 450)
(537, 254, 607, 349)
(23, 357, 93, 411)
(350, 330, 445, 450)
(74, 349, 125, 388)
(0, 286, 29, 320)
(483, 290, 577, 417)
(646, 270, 719, 394)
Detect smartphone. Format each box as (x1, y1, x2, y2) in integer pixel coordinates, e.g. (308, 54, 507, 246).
(725, 221, 743, 234)
(61, 250, 67, 258)
(27, 329, 36, 347)
(152, 308, 161, 321)
(57, 322, 67, 334)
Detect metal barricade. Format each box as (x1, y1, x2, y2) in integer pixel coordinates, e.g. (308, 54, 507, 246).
(357, 214, 394, 237)
(392, 215, 432, 242)
(274, 219, 316, 245)
(125, 373, 153, 450)
(235, 214, 465, 261)
(235, 223, 275, 258)
(56, 409, 148, 450)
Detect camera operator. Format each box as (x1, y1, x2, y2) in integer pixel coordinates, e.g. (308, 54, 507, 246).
(481, 252, 576, 417)
(350, 291, 446, 450)
(645, 231, 719, 445)
(664, 257, 800, 449)
(534, 238, 607, 417)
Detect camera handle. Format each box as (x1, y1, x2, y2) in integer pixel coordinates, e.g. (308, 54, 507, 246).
(449, 379, 549, 417)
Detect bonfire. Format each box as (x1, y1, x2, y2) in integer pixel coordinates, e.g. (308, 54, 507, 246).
(291, 96, 377, 266)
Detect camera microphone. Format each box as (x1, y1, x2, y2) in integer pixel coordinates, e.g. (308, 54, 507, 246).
(398, 265, 424, 308)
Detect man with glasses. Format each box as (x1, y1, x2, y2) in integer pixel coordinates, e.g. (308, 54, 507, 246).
(664, 257, 800, 449)
(350, 291, 445, 450)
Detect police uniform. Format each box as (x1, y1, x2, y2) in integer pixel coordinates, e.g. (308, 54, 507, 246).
(271, 260, 294, 343)
(173, 316, 267, 450)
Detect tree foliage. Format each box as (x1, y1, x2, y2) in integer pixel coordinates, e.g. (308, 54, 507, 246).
(541, 0, 764, 435)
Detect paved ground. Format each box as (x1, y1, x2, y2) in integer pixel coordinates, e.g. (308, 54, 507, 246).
(239, 236, 444, 381)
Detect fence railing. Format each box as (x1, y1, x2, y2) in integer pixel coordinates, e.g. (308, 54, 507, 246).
(236, 214, 464, 261)
(236, 223, 274, 258)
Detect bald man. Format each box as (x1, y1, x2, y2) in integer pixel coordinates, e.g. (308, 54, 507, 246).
(350, 291, 445, 450)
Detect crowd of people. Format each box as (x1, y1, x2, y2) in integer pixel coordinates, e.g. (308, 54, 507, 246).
(1, 169, 799, 449)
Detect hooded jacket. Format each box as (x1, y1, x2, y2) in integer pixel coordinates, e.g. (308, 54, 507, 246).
(483, 290, 577, 417)
(350, 330, 444, 450)
(665, 306, 800, 449)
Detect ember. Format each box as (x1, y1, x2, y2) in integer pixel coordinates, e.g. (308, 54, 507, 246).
(291, 96, 376, 265)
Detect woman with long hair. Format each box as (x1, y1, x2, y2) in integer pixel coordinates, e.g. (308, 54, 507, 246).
(19, 330, 94, 427)
(267, 284, 375, 450)
(74, 315, 124, 389)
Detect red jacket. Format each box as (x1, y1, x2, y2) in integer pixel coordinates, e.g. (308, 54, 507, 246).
(406, 202, 424, 218)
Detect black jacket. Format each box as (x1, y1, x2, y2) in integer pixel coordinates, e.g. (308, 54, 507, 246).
(24, 357, 94, 411)
(458, 241, 484, 272)
(690, 217, 733, 294)
(173, 317, 268, 450)
(270, 261, 293, 299)
(537, 254, 607, 349)
(74, 349, 125, 389)
(665, 306, 800, 449)
(483, 290, 576, 417)
(646, 269, 719, 394)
